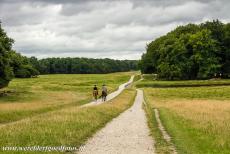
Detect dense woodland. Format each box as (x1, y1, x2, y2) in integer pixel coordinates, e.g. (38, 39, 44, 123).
(29, 57, 138, 74)
(140, 20, 230, 80)
(0, 22, 138, 89)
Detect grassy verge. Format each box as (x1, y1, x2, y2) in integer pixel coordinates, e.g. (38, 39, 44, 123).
(143, 94, 172, 154)
(133, 74, 141, 82)
(0, 88, 136, 154)
(144, 85, 230, 154)
(0, 72, 133, 124)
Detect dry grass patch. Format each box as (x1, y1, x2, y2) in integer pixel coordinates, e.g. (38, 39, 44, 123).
(0, 73, 133, 124)
(0, 89, 136, 154)
(144, 86, 230, 154)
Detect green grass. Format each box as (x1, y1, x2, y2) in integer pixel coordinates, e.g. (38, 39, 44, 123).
(158, 108, 230, 154)
(133, 74, 141, 82)
(137, 79, 230, 88)
(144, 84, 230, 154)
(143, 96, 172, 154)
(143, 86, 230, 100)
(0, 72, 133, 124)
(0, 89, 136, 154)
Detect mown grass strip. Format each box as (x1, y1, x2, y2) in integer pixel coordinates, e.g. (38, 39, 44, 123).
(0, 89, 136, 154)
(136, 80, 230, 88)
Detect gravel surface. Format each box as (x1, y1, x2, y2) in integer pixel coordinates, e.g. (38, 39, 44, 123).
(78, 89, 155, 154)
(81, 75, 134, 108)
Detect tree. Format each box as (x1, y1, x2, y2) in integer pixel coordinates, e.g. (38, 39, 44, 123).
(0, 22, 14, 88)
(140, 20, 229, 80)
(30, 57, 138, 74)
(8, 51, 39, 78)
(188, 29, 221, 79)
(222, 23, 230, 77)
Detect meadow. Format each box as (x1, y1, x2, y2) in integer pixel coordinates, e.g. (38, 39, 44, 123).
(0, 72, 133, 124)
(0, 88, 136, 153)
(137, 79, 230, 88)
(140, 79, 230, 154)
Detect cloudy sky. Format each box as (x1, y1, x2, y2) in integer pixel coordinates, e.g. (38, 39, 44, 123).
(0, 0, 230, 59)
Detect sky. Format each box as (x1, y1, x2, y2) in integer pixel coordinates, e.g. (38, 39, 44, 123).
(0, 0, 230, 60)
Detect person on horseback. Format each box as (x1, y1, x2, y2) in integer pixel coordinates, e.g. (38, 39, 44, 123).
(101, 84, 107, 102)
(93, 85, 99, 101)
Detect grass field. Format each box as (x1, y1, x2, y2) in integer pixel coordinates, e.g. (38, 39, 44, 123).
(137, 79, 230, 88)
(2, 71, 229, 154)
(0, 88, 136, 153)
(142, 79, 230, 154)
(0, 72, 133, 124)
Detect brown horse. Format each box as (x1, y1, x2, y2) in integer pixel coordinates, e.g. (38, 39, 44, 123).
(93, 85, 98, 101)
(93, 90, 98, 100)
(101, 85, 107, 102)
(101, 91, 107, 102)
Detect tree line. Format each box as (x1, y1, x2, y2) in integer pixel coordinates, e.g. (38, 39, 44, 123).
(29, 57, 137, 74)
(0, 21, 138, 89)
(139, 20, 230, 80)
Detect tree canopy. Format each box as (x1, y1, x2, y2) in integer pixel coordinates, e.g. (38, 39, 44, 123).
(0, 21, 40, 89)
(0, 22, 14, 88)
(140, 20, 230, 80)
(8, 51, 39, 78)
(29, 57, 138, 74)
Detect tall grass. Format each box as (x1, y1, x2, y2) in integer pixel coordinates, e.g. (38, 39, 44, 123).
(144, 85, 230, 154)
(0, 72, 133, 124)
(0, 89, 136, 154)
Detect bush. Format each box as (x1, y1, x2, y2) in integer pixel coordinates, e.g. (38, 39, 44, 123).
(15, 65, 39, 78)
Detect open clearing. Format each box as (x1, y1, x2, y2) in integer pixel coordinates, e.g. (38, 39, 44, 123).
(141, 79, 230, 154)
(1, 72, 230, 154)
(0, 87, 136, 154)
(0, 72, 133, 124)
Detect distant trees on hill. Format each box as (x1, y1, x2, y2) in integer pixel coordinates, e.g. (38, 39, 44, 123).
(139, 20, 230, 80)
(29, 57, 138, 74)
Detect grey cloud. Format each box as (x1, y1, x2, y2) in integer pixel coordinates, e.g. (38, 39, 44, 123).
(0, 0, 230, 60)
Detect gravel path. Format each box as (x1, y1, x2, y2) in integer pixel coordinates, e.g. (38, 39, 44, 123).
(81, 75, 134, 108)
(78, 89, 155, 154)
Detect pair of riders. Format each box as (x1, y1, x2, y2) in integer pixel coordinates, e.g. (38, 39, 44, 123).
(93, 84, 107, 101)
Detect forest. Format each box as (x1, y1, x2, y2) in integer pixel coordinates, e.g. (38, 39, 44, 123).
(0, 22, 138, 89)
(139, 20, 230, 80)
(29, 57, 138, 74)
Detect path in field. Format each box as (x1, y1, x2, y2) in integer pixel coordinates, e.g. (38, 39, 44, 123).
(0, 75, 134, 129)
(78, 89, 155, 154)
(81, 75, 134, 108)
